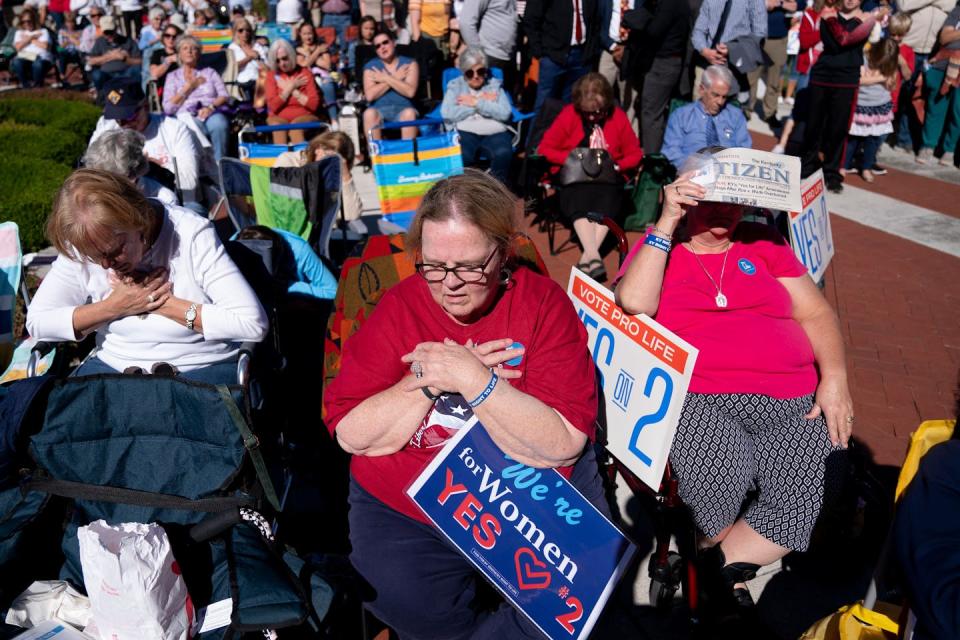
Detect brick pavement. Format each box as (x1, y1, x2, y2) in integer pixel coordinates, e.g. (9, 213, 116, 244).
(516, 181, 960, 468)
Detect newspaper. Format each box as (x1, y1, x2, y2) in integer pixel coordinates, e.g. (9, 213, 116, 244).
(682, 147, 802, 213)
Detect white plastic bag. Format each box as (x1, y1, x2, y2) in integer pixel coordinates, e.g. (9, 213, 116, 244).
(77, 521, 192, 640)
(5, 580, 92, 630)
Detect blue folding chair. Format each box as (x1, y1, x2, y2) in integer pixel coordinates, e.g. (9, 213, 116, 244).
(238, 122, 332, 167)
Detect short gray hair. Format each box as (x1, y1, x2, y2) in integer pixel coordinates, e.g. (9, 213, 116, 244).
(458, 46, 487, 74)
(83, 129, 149, 180)
(268, 38, 297, 70)
(701, 64, 736, 96)
(148, 6, 165, 20)
(175, 34, 201, 65)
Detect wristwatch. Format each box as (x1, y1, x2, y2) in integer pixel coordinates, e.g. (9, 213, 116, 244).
(185, 303, 198, 331)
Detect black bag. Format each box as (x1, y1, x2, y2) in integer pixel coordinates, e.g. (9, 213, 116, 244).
(558, 147, 620, 186)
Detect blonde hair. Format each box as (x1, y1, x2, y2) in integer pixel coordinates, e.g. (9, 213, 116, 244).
(406, 169, 519, 258)
(888, 12, 912, 37)
(47, 169, 153, 261)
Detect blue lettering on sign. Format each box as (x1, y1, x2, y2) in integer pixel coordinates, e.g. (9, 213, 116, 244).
(793, 207, 823, 276)
(613, 370, 635, 412)
(628, 367, 674, 467)
(737, 258, 756, 275)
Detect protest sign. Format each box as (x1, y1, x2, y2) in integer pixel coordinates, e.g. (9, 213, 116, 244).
(686, 147, 802, 213)
(407, 421, 635, 640)
(787, 169, 835, 284)
(567, 269, 698, 492)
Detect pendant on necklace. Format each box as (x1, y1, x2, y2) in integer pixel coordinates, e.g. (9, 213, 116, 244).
(715, 293, 728, 308)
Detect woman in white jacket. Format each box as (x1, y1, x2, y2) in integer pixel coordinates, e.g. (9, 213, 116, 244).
(27, 169, 268, 383)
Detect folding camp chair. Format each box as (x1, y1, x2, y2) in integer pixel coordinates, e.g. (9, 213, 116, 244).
(368, 126, 464, 229)
(218, 155, 343, 261)
(238, 121, 331, 167)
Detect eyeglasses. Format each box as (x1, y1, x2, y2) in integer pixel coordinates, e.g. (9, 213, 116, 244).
(236, 27, 250, 32)
(163, 32, 177, 38)
(582, 108, 608, 119)
(373, 39, 391, 48)
(416, 247, 499, 283)
(275, 54, 290, 61)
(464, 67, 488, 80)
(90, 13, 103, 17)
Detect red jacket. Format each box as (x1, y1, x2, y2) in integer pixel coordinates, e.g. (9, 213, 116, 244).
(266, 66, 321, 122)
(538, 104, 643, 176)
(797, 8, 822, 76)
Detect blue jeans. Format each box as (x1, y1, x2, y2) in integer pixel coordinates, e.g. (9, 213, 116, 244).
(458, 130, 513, 184)
(534, 46, 589, 112)
(91, 65, 141, 91)
(321, 12, 352, 51)
(896, 53, 927, 151)
(75, 355, 238, 385)
(318, 77, 338, 122)
(844, 134, 883, 171)
(12, 57, 51, 88)
(200, 112, 230, 163)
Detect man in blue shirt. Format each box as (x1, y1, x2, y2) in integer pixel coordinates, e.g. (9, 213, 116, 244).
(661, 64, 752, 169)
(691, 0, 767, 111)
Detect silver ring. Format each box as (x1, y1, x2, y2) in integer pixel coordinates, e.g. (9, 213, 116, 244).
(846, 416, 855, 423)
(147, 294, 155, 303)
(411, 361, 423, 379)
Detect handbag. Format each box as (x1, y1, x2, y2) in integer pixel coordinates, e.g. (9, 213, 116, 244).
(17, 49, 39, 62)
(558, 147, 620, 186)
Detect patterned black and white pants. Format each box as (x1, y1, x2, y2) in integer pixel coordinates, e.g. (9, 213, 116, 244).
(669, 393, 841, 552)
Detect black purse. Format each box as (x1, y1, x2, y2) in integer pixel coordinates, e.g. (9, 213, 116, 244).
(558, 147, 620, 186)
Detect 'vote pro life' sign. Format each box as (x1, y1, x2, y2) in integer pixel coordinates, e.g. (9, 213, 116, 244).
(407, 421, 635, 640)
(568, 269, 698, 492)
(788, 169, 835, 284)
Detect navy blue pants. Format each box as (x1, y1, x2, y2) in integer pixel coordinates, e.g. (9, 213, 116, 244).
(348, 446, 610, 640)
(459, 131, 513, 185)
(75, 355, 237, 385)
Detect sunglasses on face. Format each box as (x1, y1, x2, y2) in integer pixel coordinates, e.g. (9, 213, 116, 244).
(464, 67, 488, 80)
(163, 32, 177, 37)
(236, 27, 250, 32)
(374, 40, 390, 48)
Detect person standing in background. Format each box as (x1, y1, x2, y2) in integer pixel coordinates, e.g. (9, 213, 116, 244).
(458, 0, 518, 96)
(409, 0, 453, 55)
(598, 0, 637, 131)
(524, 0, 602, 110)
(757, 0, 805, 129)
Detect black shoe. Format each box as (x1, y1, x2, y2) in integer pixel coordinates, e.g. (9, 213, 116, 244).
(586, 259, 607, 283)
(826, 181, 843, 194)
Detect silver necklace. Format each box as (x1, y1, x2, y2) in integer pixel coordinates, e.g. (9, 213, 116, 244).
(689, 241, 732, 308)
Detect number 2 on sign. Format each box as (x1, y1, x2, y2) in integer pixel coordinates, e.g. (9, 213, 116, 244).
(556, 595, 583, 634)
(628, 367, 674, 466)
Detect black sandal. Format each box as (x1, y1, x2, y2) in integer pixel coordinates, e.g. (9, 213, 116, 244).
(586, 259, 607, 283)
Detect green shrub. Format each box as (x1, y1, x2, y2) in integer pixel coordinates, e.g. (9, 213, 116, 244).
(0, 97, 101, 135)
(0, 122, 89, 167)
(0, 96, 100, 252)
(0, 158, 72, 253)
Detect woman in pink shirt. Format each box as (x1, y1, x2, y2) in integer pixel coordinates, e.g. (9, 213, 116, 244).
(615, 157, 854, 621)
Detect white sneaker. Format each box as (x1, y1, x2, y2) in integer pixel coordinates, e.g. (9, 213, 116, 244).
(939, 152, 955, 168)
(772, 144, 785, 154)
(785, 96, 795, 106)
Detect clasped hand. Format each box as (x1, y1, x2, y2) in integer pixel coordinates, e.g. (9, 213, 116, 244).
(106, 267, 172, 318)
(400, 338, 524, 396)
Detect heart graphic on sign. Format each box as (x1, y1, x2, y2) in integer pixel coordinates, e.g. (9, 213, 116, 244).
(514, 547, 551, 590)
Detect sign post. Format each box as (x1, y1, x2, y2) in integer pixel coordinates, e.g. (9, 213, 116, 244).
(407, 422, 635, 640)
(566, 269, 698, 492)
(787, 169, 835, 284)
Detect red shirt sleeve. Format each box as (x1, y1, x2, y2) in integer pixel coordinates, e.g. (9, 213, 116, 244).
(538, 105, 579, 166)
(323, 289, 408, 436)
(300, 67, 321, 113)
(823, 14, 874, 47)
(265, 71, 284, 115)
(520, 280, 598, 440)
(607, 107, 643, 173)
(799, 10, 821, 51)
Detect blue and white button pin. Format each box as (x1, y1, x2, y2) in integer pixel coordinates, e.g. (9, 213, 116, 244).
(506, 342, 524, 366)
(738, 258, 756, 275)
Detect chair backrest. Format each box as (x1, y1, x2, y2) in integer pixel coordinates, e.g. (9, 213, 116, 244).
(192, 27, 232, 53)
(218, 156, 342, 260)
(199, 48, 230, 77)
(315, 26, 336, 48)
(321, 233, 549, 416)
(369, 130, 464, 229)
(0, 223, 21, 374)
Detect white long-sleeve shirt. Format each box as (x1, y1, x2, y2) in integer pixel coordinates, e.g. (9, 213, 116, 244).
(27, 203, 268, 372)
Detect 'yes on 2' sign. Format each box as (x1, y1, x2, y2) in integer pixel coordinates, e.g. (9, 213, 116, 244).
(788, 169, 835, 284)
(567, 269, 698, 491)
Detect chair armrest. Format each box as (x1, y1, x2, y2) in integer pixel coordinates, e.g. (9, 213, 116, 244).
(237, 341, 255, 388)
(28, 341, 57, 378)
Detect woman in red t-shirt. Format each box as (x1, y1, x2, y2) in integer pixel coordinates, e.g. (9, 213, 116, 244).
(615, 164, 854, 619)
(265, 38, 320, 145)
(324, 170, 605, 637)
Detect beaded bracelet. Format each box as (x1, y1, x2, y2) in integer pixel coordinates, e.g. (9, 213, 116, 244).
(468, 371, 499, 408)
(644, 234, 672, 253)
